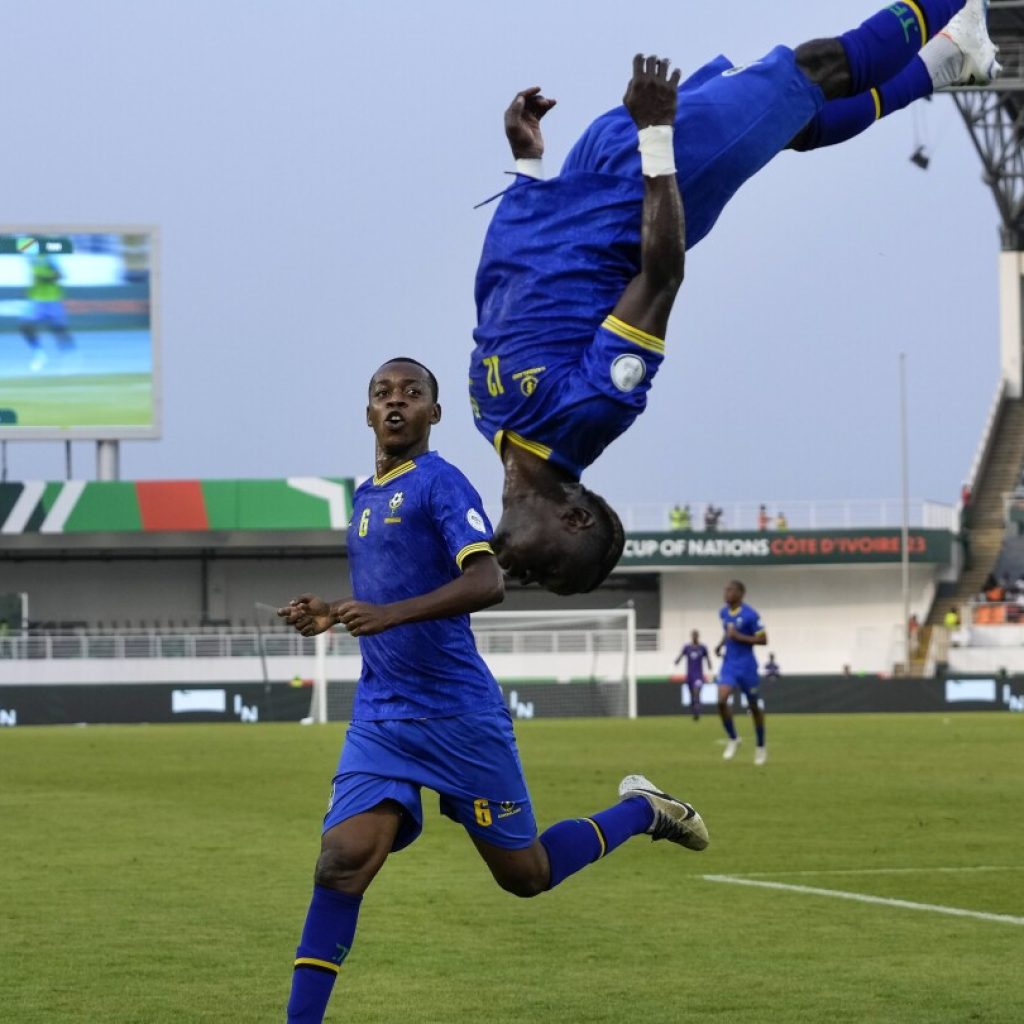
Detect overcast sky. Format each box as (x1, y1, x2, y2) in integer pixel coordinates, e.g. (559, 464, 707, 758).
(0, 1, 1003, 519)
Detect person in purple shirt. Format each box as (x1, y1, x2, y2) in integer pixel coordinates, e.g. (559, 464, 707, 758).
(673, 629, 712, 721)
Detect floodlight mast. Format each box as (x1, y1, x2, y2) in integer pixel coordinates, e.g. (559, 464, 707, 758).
(951, 0, 1024, 395)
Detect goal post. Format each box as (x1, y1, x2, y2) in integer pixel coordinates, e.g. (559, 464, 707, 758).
(470, 607, 638, 719)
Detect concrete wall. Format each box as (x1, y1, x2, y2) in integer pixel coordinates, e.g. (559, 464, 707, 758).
(656, 564, 939, 674)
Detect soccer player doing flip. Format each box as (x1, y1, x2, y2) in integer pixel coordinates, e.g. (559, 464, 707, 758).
(471, 0, 999, 595)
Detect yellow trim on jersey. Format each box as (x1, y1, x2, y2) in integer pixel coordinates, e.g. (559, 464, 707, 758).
(583, 817, 607, 858)
(755, 630, 767, 638)
(294, 957, 341, 975)
(602, 315, 666, 355)
(870, 87, 882, 121)
(903, 0, 927, 42)
(456, 541, 494, 570)
(373, 460, 417, 487)
(493, 429, 553, 461)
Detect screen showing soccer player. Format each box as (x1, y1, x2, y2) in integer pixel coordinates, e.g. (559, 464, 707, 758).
(0, 230, 157, 438)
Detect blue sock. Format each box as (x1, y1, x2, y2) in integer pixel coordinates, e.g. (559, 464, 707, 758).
(723, 717, 738, 741)
(539, 796, 654, 889)
(840, 0, 961, 95)
(755, 723, 766, 748)
(794, 56, 933, 150)
(287, 885, 362, 1023)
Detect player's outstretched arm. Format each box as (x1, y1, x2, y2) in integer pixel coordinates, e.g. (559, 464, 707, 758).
(331, 553, 504, 637)
(278, 594, 336, 637)
(609, 54, 684, 341)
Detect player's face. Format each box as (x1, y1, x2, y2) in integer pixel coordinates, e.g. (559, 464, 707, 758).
(366, 362, 439, 455)
(724, 583, 743, 607)
(493, 515, 582, 595)
(691, 631, 699, 642)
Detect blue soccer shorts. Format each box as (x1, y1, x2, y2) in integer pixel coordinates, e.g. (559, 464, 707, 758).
(323, 706, 538, 852)
(718, 666, 762, 703)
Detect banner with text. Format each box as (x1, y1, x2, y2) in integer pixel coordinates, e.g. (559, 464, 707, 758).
(621, 529, 954, 567)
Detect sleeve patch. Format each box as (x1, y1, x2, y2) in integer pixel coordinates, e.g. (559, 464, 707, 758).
(467, 508, 486, 533)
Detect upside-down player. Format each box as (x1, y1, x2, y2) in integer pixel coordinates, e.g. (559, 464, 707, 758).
(715, 580, 768, 765)
(279, 357, 708, 1024)
(471, 0, 999, 595)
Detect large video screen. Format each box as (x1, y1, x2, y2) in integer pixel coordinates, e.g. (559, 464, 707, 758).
(0, 228, 159, 439)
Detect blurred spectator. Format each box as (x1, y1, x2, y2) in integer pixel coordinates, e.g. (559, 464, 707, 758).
(704, 505, 723, 532)
(908, 613, 920, 653)
(669, 504, 691, 531)
(764, 652, 780, 681)
(775, 511, 789, 531)
(757, 504, 770, 531)
(943, 606, 960, 631)
(842, 664, 852, 677)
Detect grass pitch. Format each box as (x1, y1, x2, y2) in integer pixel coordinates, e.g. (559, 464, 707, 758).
(1, 714, 1021, 1023)
(0, 372, 152, 427)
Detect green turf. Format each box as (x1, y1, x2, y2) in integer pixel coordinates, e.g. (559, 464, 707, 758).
(2, 373, 152, 426)
(1, 714, 1021, 1023)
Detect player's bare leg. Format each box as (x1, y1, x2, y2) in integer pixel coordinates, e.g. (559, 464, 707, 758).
(315, 804, 401, 895)
(750, 701, 768, 766)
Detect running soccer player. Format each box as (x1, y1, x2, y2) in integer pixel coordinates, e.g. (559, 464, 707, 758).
(714, 581, 768, 765)
(19, 255, 74, 372)
(279, 357, 708, 1024)
(673, 629, 711, 721)
(472, 0, 998, 595)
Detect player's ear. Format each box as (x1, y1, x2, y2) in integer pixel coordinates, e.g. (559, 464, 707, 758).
(431, 402, 441, 424)
(365, 404, 372, 428)
(562, 505, 595, 532)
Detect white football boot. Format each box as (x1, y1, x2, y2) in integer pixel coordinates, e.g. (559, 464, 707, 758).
(723, 737, 742, 760)
(754, 746, 768, 766)
(938, 0, 1002, 88)
(618, 774, 709, 851)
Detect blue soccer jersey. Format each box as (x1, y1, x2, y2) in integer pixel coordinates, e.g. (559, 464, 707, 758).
(347, 451, 503, 721)
(470, 46, 822, 476)
(719, 603, 766, 680)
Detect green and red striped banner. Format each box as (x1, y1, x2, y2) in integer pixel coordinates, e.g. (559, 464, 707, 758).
(0, 477, 353, 534)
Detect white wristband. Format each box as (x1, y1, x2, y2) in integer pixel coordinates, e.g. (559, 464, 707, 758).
(638, 125, 675, 178)
(514, 157, 545, 180)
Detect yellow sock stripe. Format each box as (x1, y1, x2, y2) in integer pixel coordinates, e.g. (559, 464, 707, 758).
(602, 315, 665, 355)
(455, 541, 494, 569)
(373, 460, 417, 486)
(903, 0, 927, 42)
(870, 87, 882, 121)
(583, 817, 607, 858)
(294, 957, 341, 975)
(505, 431, 552, 460)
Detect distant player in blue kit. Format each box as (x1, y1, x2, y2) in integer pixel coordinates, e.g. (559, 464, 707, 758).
(715, 581, 768, 765)
(278, 358, 709, 1024)
(674, 629, 712, 721)
(472, 0, 998, 595)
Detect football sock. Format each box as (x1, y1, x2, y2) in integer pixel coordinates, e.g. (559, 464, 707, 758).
(839, 0, 963, 95)
(287, 886, 362, 1024)
(540, 796, 654, 889)
(755, 723, 766, 748)
(792, 56, 932, 150)
(723, 717, 738, 740)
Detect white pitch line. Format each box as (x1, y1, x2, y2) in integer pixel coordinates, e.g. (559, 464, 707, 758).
(702, 875, 1024, 927)
(721, 866, 1020, 878)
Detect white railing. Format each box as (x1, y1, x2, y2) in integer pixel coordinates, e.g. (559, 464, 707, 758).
(0, 628, 664, 662)
(615, 499, 957, 533)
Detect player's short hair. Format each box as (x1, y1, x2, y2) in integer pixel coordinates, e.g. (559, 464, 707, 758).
(373, 357, 439, 402)
(564, 486, 625, 594)
(727, 579, 746, 595)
